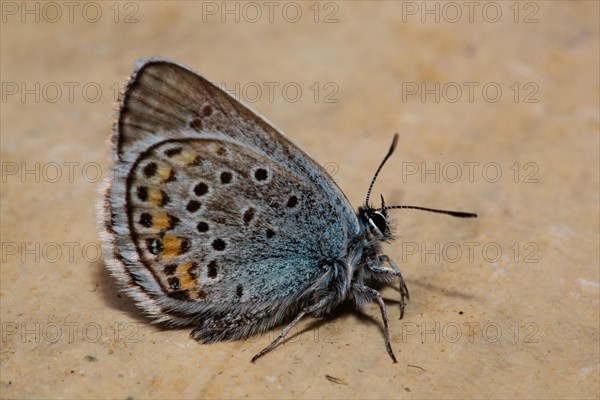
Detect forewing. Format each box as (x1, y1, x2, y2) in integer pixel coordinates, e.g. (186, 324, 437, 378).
(116, 58, 353, 214)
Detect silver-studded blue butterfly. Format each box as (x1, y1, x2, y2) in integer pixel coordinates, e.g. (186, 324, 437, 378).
(98, 58, 477, 362)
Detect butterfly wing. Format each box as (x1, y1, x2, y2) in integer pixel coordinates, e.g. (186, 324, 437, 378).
(100, 59, 359, 339)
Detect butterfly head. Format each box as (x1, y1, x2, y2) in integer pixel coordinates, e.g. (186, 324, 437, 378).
(359, 195, 392, 240)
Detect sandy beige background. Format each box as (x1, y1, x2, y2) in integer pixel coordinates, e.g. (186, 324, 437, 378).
(1, 1, 598, 399)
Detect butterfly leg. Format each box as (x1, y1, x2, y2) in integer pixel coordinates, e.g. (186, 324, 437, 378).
(379, 255, 410, 319)
(251, 297, 330, 363)
(353, 284, 397, 363)
(365, 255, 410, 319)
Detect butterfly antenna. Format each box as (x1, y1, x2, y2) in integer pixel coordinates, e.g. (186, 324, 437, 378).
(383, 205, 477, 218)
(365, 133, 399, 206)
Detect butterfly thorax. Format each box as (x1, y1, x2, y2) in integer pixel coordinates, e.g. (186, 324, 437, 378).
(306, 207, 387, 315)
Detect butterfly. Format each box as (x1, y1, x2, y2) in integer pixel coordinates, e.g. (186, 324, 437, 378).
(98, 58, 477, 362)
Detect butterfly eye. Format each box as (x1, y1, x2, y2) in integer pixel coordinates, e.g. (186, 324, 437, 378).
(368, 211, 388, 236)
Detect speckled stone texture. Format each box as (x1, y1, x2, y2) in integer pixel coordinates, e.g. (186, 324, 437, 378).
(1, 1, 598, 399)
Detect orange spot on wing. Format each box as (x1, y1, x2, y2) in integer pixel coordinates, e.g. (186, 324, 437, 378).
(158, 165, 172, 182)
(176, 263, 197, 290)
(152, 211, 169, 230)
(172, 150, 198, 166)
(162, 236, 183, 258)
(148, 187, 163, 206)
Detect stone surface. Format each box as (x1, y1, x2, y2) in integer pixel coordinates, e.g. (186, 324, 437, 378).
(1, 1, 598, 398)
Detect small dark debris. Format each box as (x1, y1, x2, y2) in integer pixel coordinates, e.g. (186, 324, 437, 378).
(407, 364, 426, 372)
(325, 374, 347, 385)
